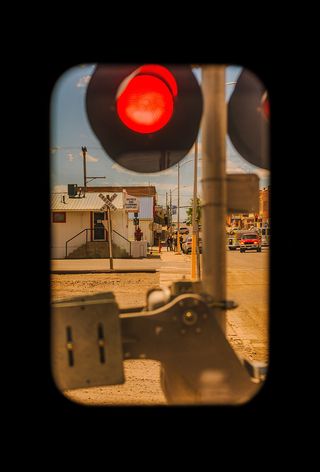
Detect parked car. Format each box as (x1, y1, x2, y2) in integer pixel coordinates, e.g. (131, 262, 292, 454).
(182, 235, 202, 254)
(227, 229, 244, 250)
(179, 226, 189, 235)
(227, 234, 240, 250)
(239, 232, 262, 252)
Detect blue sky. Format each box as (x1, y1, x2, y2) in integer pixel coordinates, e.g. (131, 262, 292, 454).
(50, 64, 270, 221)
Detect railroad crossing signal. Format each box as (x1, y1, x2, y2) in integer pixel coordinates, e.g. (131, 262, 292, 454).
(228, 69, 270, 170)
(99, 193, 117, 212)
(86, 64, 203, 173)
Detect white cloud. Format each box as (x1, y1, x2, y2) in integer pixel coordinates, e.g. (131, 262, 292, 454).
(76, 75, 91, 88)
(111, 163, 140, 176)
(79, 151, 99, 162)
(52, 184, 67, 193)
(87, 153, 99, 163)
(152, 182, 194, 193)
(226, 160, 248, 173)
(159, 167, 177, 176)
(227, 153, 270, 181)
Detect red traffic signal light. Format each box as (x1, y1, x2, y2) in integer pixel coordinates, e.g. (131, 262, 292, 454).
(116, 65, 177, 134)
(86, 64, 203, 173)
(228, 69, 270, 170)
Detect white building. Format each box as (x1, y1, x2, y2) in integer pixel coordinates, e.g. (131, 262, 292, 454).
(51, 187, 156, 259)
(127, 196, 154, 244)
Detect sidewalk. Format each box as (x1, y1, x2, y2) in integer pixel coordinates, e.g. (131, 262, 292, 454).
(51, 247, 189, 274)
(51, 258, 159, 273)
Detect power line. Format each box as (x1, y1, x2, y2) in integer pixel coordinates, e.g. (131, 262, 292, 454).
(50, 146, 104, 151)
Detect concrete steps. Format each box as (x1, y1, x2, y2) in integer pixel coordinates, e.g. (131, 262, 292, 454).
(67, 241, 130, 259)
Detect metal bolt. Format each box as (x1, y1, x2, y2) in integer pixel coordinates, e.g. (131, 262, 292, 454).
(181, 329, 186, 335)
(195, 327, 202, 334)
(183, 310, 198, 325)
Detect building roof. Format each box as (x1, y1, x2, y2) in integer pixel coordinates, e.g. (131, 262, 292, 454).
(51, 192, 124, 211)
(85, 186, 156, 197)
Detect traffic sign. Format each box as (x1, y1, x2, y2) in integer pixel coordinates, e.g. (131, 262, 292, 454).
(99, 193, 117, 212)
(108, 193, 117, 202)
(226, 174, 259, 214)
(124, 195, 139, 212)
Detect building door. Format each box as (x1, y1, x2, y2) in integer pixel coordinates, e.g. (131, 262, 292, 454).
(93, 212, 107, 240)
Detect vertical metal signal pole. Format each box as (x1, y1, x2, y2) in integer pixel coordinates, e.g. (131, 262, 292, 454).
(191, 139, 199, 279)
(201, 66, 227, 333)
(165, 192, 168, 229)
(177, 162, 181, 253)
(170, 190, 172, 227)
(107, 208, 114, 270)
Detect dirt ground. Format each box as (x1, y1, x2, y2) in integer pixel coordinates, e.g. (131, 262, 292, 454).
(51, 272, 160, 308)
(51, 269, 268, 406)
(51, 272, 167, 405)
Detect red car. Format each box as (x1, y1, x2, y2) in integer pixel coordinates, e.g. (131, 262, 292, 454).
(239, 232, 262, 253)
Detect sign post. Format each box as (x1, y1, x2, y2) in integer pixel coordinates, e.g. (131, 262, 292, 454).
(107, 208, 113, 270)
(99, 193, 117, 270)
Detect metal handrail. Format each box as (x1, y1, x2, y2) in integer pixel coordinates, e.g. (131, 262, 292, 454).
(112, 229, 131, 246)
(65, 227, 132, 258)
(112, 229, 132, 257)
(65, 228, 91, 258)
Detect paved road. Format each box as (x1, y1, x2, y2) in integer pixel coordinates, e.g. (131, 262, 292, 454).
(158, 248, 269, 362)
(52, 250, 269, 363)
(225, 248, 269, 362)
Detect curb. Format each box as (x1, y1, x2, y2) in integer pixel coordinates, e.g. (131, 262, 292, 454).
(51, 269, 158, 274)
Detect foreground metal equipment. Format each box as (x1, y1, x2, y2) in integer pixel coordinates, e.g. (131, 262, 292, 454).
(51, 282, 265, 404)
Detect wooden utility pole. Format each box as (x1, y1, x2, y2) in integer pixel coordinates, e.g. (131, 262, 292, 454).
(82, 146, 87, 192)
(107, 208, 114, 270)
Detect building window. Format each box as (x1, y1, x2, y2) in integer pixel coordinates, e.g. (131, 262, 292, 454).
(52, 212, 66, 223)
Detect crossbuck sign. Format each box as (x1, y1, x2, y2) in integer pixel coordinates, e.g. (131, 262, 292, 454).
(99, 193, 117, 212)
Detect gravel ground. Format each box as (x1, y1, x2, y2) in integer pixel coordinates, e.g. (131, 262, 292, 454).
(51, 263, 268, 406)
(51, 272, 167, 405)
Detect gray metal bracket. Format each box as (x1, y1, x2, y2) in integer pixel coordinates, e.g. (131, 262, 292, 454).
(120, 292, 260, 404)
(51, 292, 124, 391)
(51, 289, 265, 403)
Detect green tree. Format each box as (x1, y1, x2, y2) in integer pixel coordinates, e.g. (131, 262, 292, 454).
(186, 197, 201, 226)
